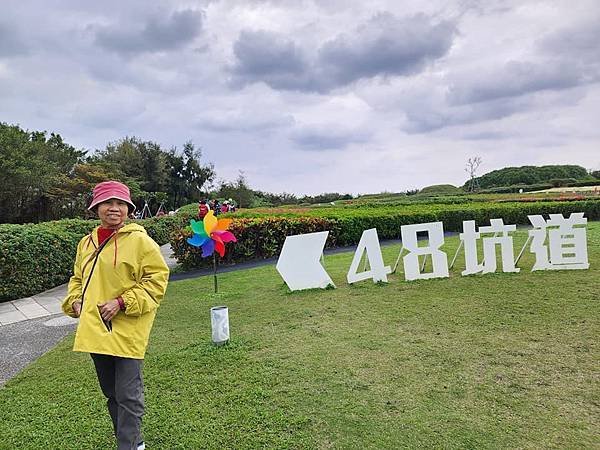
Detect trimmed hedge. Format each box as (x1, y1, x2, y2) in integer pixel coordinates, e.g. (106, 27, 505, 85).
(170, 199, 600, 269)
(0, 216, 184, 302)
(478, 180, 600, 193)
(3, 199, 599, 300)
(0, 223, 83, 302)
(139, 215, 186, 245)
(171, 217, 339, 269)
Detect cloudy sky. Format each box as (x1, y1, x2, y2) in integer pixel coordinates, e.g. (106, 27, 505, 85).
(1, 0, 598, 195)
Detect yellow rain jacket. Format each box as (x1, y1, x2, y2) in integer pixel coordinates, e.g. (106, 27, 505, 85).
(62, 223, 169, 359)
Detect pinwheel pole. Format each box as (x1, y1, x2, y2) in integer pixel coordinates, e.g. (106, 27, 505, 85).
(186, 210, 237, 294)
(213, 253, 218, 293)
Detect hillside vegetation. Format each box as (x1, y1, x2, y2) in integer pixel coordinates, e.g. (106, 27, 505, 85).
(466, 164, 591, 189)
(419, 184, 464, 195)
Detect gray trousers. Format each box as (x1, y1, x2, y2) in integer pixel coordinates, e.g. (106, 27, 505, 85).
(91, 354, 144, 450)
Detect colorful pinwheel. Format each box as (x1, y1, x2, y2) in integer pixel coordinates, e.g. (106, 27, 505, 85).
(187, 210, 237, 257)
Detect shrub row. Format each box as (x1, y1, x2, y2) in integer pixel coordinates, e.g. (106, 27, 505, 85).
(170, 217, 339, 269)
(478, 183, 553, 193)
(170, 199, 600, 268)
(3, 199, 598, 300)
(478, 179, 599, 194)
(0, 216, 184, 302)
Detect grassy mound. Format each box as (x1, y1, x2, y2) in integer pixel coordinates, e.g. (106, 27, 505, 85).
(419, 184, 464, 195)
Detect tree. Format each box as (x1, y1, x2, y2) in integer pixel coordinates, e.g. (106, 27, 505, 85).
(165, 148, 186, 207)
(464, 164, 591, 189)
(91, 138, 214, 210)
(165, 142, 212, 207)
(253, 190, 298, 206)
(180, 141, 215, 203)
(464, 156, 482, 192)
(91, 136, 168, 194)
(299, 193, 353, 204)
(0, 121, 217, 221)
(48, 163, 143, 218)
(0, 123, 85, 223)
(215, 171, 255, 208)
(164, 141, 215, 207)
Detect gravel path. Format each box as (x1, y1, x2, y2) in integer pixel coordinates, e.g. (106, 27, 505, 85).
(0, 314, 77, 386)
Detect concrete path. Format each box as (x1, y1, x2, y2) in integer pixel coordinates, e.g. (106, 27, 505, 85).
(0, 284, 68, 326)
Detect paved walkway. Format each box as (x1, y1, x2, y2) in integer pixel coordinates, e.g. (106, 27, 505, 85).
(0, 284, 68, 326)
(0, 244, 178, 327)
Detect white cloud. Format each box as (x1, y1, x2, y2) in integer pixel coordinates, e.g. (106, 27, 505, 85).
(0, 0, 598, 195)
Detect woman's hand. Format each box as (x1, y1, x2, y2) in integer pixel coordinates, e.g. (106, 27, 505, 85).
(98, 299, 121, 321)
(72, 301, 82, 317)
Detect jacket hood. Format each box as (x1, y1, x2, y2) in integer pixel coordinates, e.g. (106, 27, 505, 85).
(92, 222, 147, 235)
(118, 223, 147, 234)
(86, 222, 148, 269)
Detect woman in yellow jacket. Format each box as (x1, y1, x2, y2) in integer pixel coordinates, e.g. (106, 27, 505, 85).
(62, 181, 169, 450)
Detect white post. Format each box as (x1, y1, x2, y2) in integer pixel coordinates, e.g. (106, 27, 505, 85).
(420, 254, 428, 272)
(449, 240, 464, 269)
(210, 306, 230, 345)
(391, 245, 404, 274)
(515, 235, 533, 266)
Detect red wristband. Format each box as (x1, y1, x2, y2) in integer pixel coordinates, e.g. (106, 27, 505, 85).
(117, 296, 125, 311)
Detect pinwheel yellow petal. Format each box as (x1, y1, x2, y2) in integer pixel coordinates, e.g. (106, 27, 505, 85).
(203, 210, 218, 235)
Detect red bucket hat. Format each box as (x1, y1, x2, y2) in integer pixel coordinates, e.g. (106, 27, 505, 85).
(88, 181, 136, 213)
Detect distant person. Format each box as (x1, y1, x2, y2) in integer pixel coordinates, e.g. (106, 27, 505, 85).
(198, 200, 209, 220)
(62, 180, 169, 450)
(221, 202, 229, 213)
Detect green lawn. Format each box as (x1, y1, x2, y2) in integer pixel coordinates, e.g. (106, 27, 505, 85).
(1, 223, 598, 449)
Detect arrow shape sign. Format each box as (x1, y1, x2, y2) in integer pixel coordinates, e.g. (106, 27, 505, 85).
(276, 231, 335, 291)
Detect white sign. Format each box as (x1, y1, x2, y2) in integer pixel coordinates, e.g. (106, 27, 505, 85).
(401, 222, 449, 281)
(460, 220, 483, 275)
(276, 231, 335, 291)
(347, 228, 391, 283)
(528, 213, 589, 270)
(275, 214, 590, 291)
(460, 218, 519, 275)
